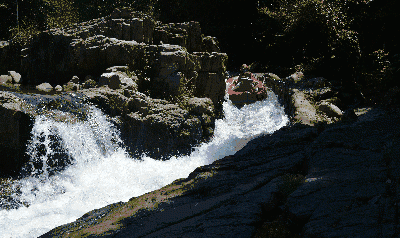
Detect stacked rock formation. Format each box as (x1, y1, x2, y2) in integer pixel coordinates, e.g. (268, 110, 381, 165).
(0, 8, 227, 114)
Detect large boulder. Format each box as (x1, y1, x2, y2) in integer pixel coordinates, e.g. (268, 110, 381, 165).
(121, 92, 214, 159)
(143, 46, 227, 117)
(99, 71, 137, 90)
(99, 72, 123, 90)
(194, 71, 226, 109)
(289, 89, 322, 125)
(154, 49, 188, 96)
(0, 41, 21, 76)
(202, 36, 221, 53)
(317, 100, 343, 119)
(184, 97, 215, 137)
(193, 52, 228, 73)
(80, 87, 130, 116)
(79, 88, 215, 158)
(0, 92, 33, 177)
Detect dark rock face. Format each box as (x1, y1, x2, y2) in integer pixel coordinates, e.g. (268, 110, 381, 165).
(285, 108, 400, 238)
(0, 92, 33, 177)
(40, 107, 400, 238)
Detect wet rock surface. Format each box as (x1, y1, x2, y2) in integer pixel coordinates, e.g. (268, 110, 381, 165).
(40, 106, 400, 237)
(79, 86, 216, 159)
(0, 92, 33, 177)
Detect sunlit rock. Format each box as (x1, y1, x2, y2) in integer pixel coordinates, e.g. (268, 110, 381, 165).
(317, 100, 343, 118)
(8, 71, 22, 84)
(0, 75, 12, 84)
(36, 83, 53, 93)
(54, 85, 63, 92)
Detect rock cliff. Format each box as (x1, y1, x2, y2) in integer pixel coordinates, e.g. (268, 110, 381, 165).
(0, 8, 227, 114)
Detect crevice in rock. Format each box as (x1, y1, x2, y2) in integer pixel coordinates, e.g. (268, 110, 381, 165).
(251, 122, 320, 237)
(252, 173, 309, 237)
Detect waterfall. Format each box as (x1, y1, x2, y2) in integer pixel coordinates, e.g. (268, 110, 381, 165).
(0, 93, 288, 238)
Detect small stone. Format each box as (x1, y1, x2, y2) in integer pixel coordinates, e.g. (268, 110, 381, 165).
(106, 66, 129, 73)
(99, 72, 121, 90)
(8, 71, 22, 84)
(83, 78, 98, 89)
(63, 81, 79, 91)
(85, 75, 93, 81)
(71, 75, 80, 84)
(55, 85, 63, 91)
(0, 75, 12, 84)
(317, 101, 343, 118)
(36, 82, 53, 92)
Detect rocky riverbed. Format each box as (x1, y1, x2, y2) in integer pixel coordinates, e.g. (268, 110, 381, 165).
(36, 66, 400, 237)
(1, 7, 400, 238)
(38, 104, 400, 238)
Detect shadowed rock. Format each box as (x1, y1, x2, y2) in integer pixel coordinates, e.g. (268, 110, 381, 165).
(0, 92, 33, 177)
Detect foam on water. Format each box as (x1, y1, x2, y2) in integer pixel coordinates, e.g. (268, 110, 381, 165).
(0, 93, 288, 238)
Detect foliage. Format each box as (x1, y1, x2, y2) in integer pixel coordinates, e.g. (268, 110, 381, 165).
(255, 0, 400, 104)
(173, 76, 196, 110)
(44, 0, 79, 28)
(8, 20, 41, 46)
(258, 0, 360, 77)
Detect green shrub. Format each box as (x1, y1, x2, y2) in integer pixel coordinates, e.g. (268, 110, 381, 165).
(45, 0, 79, 29)
(9, 20, 41, 46)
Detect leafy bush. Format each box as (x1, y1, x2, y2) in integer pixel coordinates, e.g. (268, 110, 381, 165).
(259, 0, 361, 77)
(45, 0, 79, 29)
(8, 20, 41, 46)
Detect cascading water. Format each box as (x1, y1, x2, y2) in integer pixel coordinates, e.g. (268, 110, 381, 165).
(0, 92, 288, 238)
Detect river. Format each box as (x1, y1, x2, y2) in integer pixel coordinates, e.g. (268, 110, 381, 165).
(0, 92, 288, 238)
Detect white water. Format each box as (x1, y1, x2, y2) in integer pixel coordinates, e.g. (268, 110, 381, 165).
(0, 93, 288, 238)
